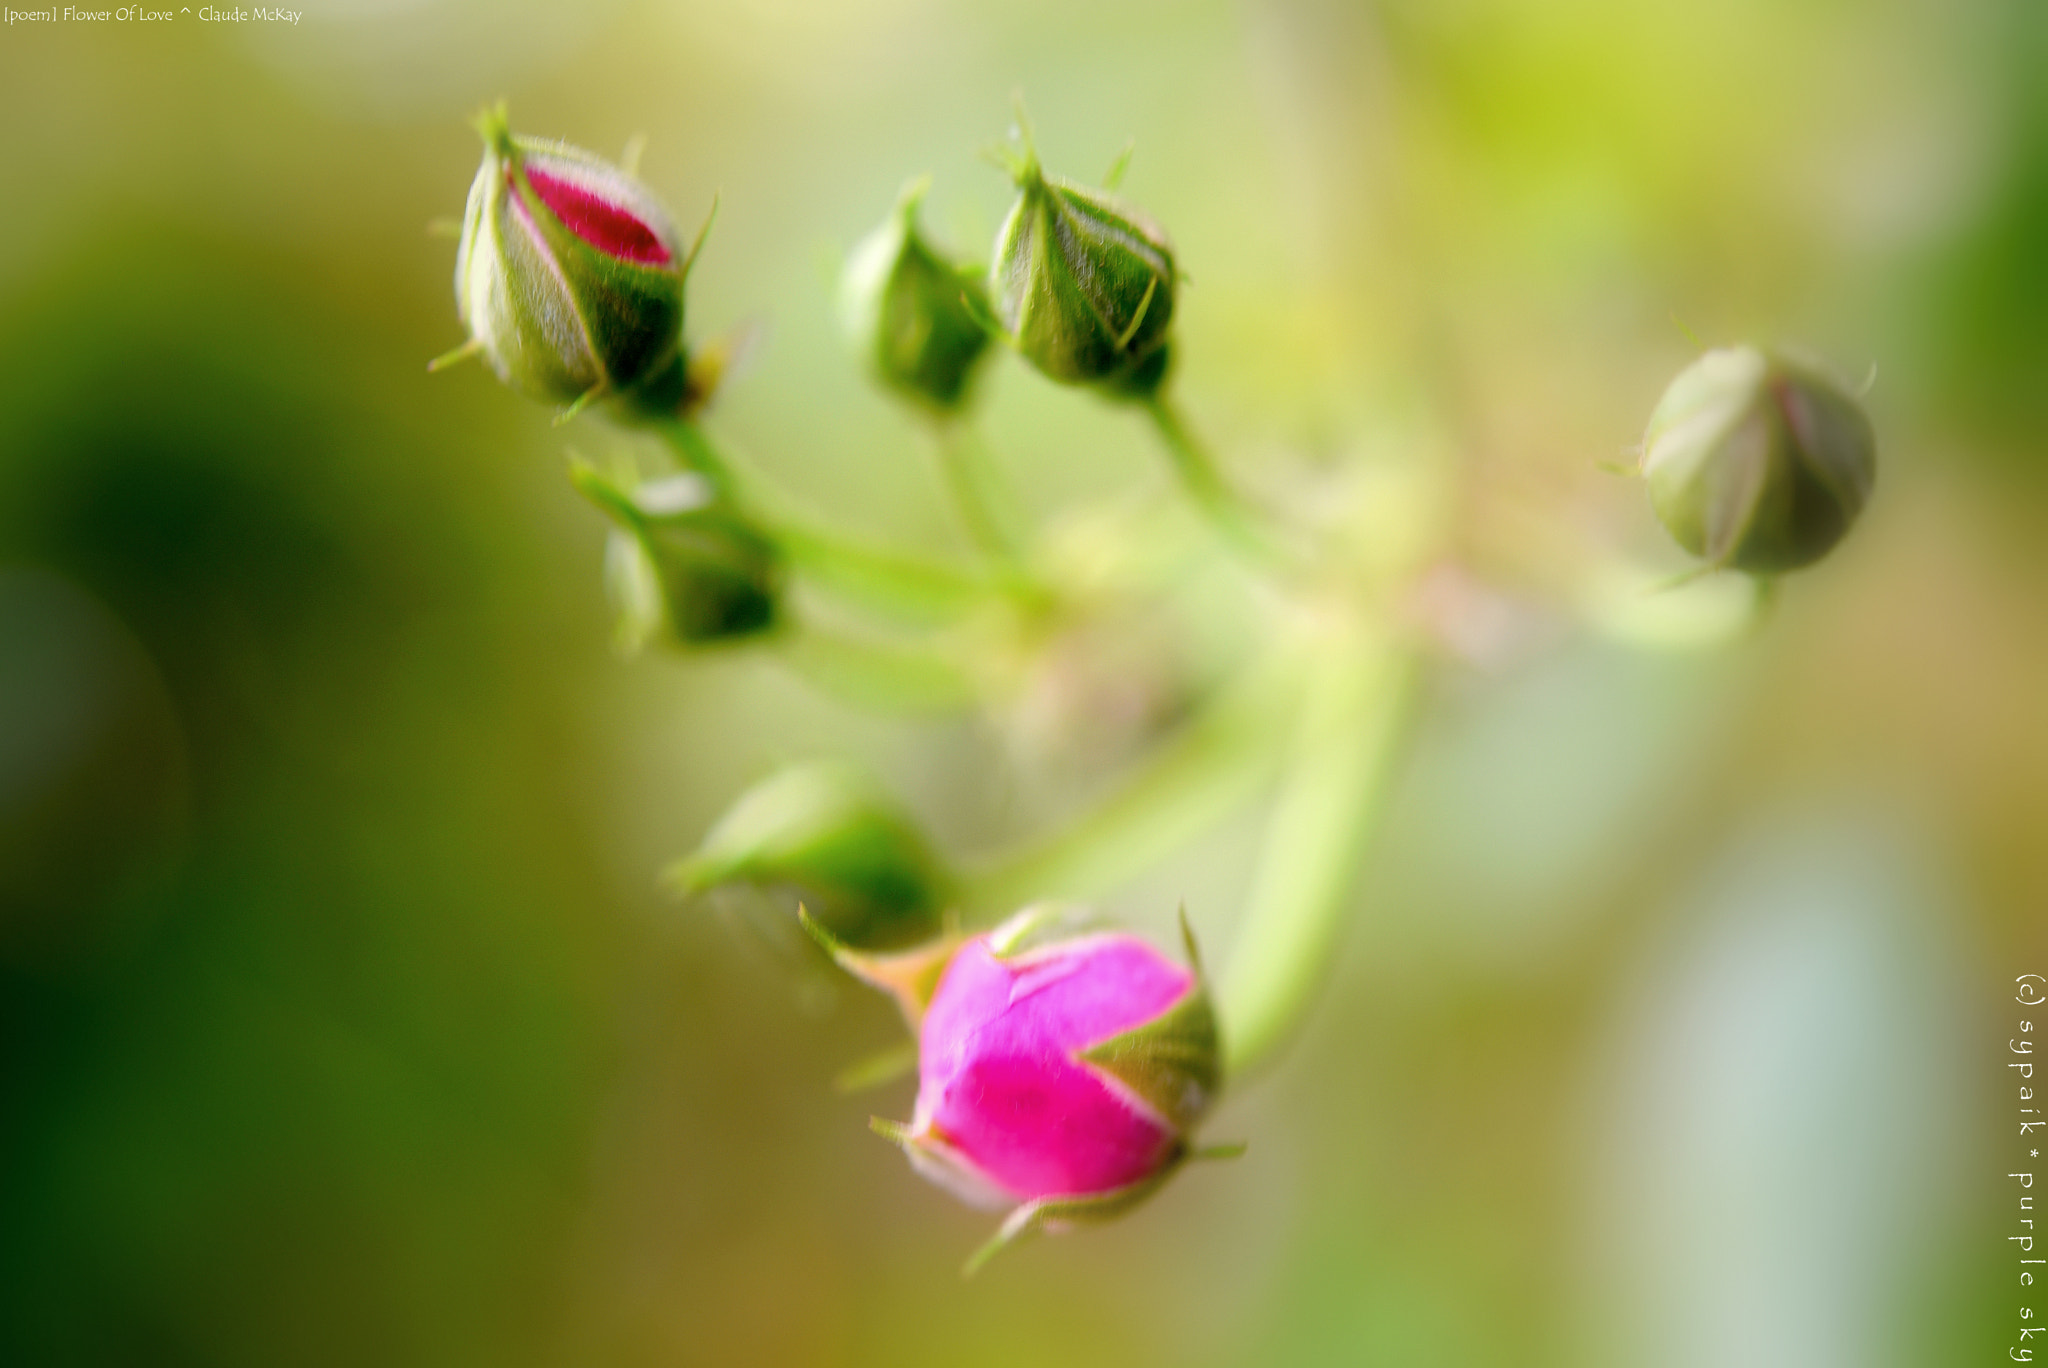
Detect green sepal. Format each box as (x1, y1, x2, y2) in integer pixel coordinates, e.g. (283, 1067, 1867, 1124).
(569, 459, 782, 646)
(1079, 982, 1220, 1133)
(1096, 337, 1173, 402)
(961, 1150, 1186, 1278)
(1077, 909, 1222, 1131)
(799, 907, 960, 1026)
(666, 762, 952, 952)
(955, 1135, 1247, 1275)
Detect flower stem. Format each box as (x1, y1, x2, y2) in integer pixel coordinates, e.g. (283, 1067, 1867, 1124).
(933, 421, 1026, 570)
(1140, 393, 1292, 570)
(776, 621, 981, 714)
(1220, 625, 1417, 1080)
(960, 650, 1299, 918)
(655, 416, 995, 624)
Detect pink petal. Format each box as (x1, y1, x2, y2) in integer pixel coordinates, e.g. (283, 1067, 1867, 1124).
(932, 1050, 1175, 1198)
(916, 935, 1194, 1200)
(523, 166, 673, 266)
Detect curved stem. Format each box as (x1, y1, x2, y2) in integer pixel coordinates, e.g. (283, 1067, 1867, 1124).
(959, 650, 1298, 919)
(775, 620, 982, 715)
(1220, 626, 1418, 1080)
(650, 413, 737, 496)
(933, 422, 1025, 569)
(1140, 393, 1294, 570)
(654, 416, 995, 624)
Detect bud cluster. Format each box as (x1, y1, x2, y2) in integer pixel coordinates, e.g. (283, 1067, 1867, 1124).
(436, 102, 1885, 1278)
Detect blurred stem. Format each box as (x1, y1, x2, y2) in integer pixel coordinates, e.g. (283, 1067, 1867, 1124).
(961, 650, 1298, 918)
(1221, 625, 1418, 1080)
(932, 420, 1029, 578)
(655, 416, 994, 624)
(776, 620, 981, 715)
(1140, 393, 1292, 570)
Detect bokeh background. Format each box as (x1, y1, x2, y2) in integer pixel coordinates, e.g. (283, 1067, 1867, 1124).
(4, 0, 2046, 1363)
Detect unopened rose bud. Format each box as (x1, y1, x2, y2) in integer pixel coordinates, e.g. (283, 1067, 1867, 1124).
(571, 463, 781, 646)
(668, 762, 950, 953)
(840, 180, 994, 414)
(990, 151, 1177, 394)
(1641, 346, 1876, 574)
(872, 908, 1232, 1272)
(443, 104, 698, 419)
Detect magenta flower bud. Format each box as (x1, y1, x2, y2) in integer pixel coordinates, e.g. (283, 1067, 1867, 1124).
(441, 104, 699, 419)
(871, 908, 1231, 1272)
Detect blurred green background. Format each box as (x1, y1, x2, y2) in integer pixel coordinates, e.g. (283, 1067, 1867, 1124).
(3, 1, 2045, 1363)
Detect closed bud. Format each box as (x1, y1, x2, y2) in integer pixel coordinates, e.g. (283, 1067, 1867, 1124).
(841, 180, 994, 414)
(873, 908, 1231, 1272)
(990, 151, 1177, 394)
(571, 463, 781, 646)
(1641, 346, 1876, 574)
(448, 104, 695, 418)
(668, 762, 950, 953)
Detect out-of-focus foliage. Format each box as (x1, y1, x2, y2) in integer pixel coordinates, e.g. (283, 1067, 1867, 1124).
(1, 2, 2042, 1364)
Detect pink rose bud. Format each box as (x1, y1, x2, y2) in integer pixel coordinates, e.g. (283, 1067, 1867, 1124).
(870, 908, 1235, 1273)
(435, 103, 706, 421)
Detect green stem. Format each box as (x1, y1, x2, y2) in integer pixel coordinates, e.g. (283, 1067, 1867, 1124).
(960, 650, 1298, 918)
(650, 413, 737, 496)
(1220, 626, 1417, 1080)
(775, 620, 982, 715)
(654, 416, 994, 624)
(934, 421, 1026, 570)
(1141, 393, 1293, 570)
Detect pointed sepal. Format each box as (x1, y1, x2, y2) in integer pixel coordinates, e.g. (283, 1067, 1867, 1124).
(962, 1152, 1186, 1277)
(800, 907, 959, 1026)
(1078, 982, 1220, 1133)
(1076, 910, 1220, 1130)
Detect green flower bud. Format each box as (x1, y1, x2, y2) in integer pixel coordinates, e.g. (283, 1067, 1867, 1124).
(1641, 346, 1876, 575)
(668, 763, 950, 953)
(840, 180, 994, 414)
(990, 153, 1177, 393)
(570, 463, 781, 646)
(448, 105, 695, 419)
